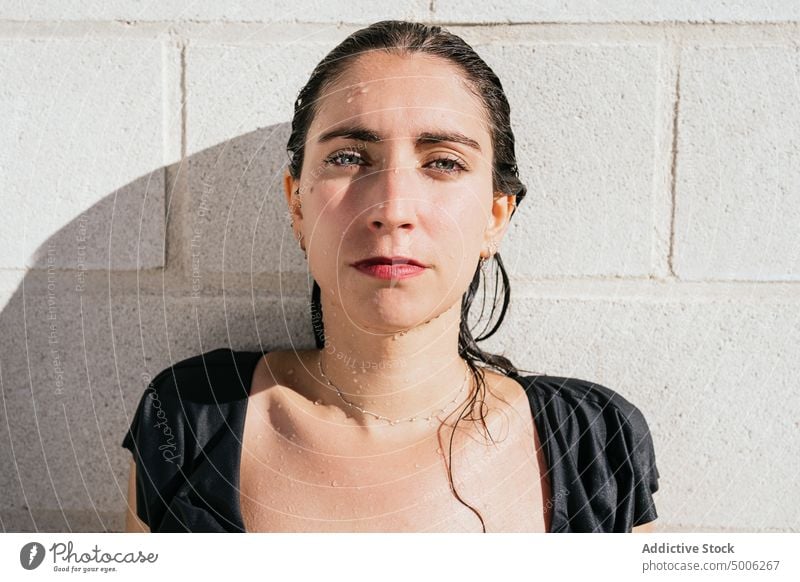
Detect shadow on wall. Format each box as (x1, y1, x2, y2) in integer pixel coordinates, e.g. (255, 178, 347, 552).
(0, 123, 316, 532)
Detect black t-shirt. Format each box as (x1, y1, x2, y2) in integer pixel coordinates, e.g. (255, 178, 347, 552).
(121, 348, 659, 532)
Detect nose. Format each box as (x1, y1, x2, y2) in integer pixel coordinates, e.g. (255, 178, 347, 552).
(363, 166, 419, 234)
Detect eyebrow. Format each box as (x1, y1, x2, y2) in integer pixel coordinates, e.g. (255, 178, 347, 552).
(317, 124, 482, 153)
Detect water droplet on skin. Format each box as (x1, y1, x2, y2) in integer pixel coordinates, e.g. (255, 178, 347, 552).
(346, 97, 353, 103)
(436, 448, 443, 455)
(415, 463, 421, 468)
(314, 399, 322, 405)
(331, 480, 339, 487)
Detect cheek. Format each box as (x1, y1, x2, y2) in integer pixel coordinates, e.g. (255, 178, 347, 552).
(303, 187, 348, 234)
(438, 199, 491, 247)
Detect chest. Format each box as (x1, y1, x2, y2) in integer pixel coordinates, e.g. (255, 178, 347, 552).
(238, 388, 551, 532)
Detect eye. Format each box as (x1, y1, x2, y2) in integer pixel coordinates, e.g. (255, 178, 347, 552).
(427, 155, 468, 175)
(324, 149, 365, 168)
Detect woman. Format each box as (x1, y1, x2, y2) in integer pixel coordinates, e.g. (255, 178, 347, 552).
(122, 20, 659, 533)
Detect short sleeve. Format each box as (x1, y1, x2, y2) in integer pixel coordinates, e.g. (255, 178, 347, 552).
(525, 374, 660, 532)
(121, 372, 188, 530)
(607, 399, 660, 529)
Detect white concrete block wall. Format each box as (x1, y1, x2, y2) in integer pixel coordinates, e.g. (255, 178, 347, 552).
(477, 41, 662, 277)
(184, 42, 328, 276)
(0, 3, 798, 533)
(675, 45, 800, 280)
(0, 38, 168, 270)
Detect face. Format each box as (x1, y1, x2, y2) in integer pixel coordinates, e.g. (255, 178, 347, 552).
(284, 51, 515, 333)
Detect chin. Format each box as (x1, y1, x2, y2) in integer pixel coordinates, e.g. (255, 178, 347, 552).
(345, 297, 434, 331)
(357, 294, 458, 332)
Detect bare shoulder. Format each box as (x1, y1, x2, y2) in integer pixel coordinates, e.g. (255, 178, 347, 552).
(249, 348, 310, 396)
(481, 368, 535, 431)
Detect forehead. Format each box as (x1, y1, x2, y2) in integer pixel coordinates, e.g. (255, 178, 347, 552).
(309, 52, 491, 148)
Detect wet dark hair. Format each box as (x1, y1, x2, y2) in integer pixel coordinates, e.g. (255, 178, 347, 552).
(286, 20, 536, 533)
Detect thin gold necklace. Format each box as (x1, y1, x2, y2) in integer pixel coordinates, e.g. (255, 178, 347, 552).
(315, 355, 471, 425)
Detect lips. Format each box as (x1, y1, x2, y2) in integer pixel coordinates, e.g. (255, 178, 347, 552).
(353, 256, 427, 268)
(352, 255, 429, 281)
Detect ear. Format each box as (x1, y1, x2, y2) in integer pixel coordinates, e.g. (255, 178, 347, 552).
(283, 171, 304, 241)
(481, 193, 516, 258)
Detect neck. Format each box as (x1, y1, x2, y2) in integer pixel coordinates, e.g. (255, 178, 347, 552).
(311, 297, 473, 436)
